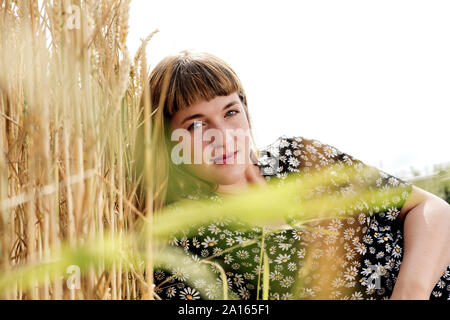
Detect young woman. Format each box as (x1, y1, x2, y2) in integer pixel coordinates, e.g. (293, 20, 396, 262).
(137, 50, 450, 300)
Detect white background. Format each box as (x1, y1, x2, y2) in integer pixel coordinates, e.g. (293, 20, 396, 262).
(127, 0, 450, 179)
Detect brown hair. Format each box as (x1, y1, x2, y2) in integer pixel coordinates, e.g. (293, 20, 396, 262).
(135, 50, 260, 213)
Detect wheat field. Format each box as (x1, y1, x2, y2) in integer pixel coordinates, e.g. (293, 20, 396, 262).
(0, 0, 161, 299)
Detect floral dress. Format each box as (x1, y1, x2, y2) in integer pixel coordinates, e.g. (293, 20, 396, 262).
(153, 135, 450, 300)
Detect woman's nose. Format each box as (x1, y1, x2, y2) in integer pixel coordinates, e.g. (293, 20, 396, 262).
(209, 122, 235, 148)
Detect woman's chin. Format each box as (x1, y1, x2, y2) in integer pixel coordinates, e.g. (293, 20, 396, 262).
(212, 164, 246, 184)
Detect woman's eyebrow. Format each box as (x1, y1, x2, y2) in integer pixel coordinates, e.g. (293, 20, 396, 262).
(181, 100, 240, 125)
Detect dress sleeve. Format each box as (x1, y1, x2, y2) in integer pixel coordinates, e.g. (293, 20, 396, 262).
(277, 135, 413, 225)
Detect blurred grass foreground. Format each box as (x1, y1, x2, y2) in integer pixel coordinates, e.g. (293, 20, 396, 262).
(0, 1, 449, 300)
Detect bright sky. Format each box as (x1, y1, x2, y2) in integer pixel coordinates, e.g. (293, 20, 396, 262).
(127, 0, 450, 179)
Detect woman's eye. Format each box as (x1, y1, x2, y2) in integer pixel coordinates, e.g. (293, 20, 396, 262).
(188, 121, 203, 131)
(226, 109, 239, 117)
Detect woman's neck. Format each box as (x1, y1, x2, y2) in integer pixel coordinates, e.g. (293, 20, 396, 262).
(216, 164, 266, 196)
(215, 164, 286, 229)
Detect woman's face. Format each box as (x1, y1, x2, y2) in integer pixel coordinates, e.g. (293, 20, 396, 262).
(169, 92, 253, 186)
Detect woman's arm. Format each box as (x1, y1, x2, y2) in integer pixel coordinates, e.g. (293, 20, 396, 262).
(390, 185, 450, 299)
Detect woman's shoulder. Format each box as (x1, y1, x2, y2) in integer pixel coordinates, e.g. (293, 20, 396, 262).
(261, 134, 344, 158)
(258, 134, 347, 176)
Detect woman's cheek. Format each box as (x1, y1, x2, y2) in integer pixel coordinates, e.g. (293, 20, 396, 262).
(189, 136, 211, 164)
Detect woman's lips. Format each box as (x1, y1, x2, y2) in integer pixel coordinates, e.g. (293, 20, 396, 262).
(213, 150, 239, 164)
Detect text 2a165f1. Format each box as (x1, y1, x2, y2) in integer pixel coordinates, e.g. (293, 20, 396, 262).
(222, 304, 269, 315)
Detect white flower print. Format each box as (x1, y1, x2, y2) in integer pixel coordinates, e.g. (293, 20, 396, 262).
(268, 245, 277, 255)
(179, 236, 189, 250)
(297, 248, 306, 259)
(244, 272, 255, 280)
(432, 291, 442, 298)
(172, 267, 190, 282)
(392, 244, 402, 258)
(386, 207, 399, 221)
(343, 228, 355, 240)
(205, 284, 219, 299)
(288, 262, 297, 271)
(376, 251, 385, 259)
(201, 249, 209, 257)
(323, 145, 338, 158)
(154, 270, 165, 281)
(288, 157, 300, 167)
(274, 234, 287, 242)
(268, 292, 280, 300)
(280, 276, 295, 288)
(191, 237, 200, 248)
(269, 271, 284, 281)
(232, 273, 245, 286)
(375, 177, 383, 187)
(305, 144, 317, 155)
(166, 286, 176, 298)
(280, 139, 290, 148)
(208, 224, 221, 235)
(223, 254, 234, 264)
(179, 287, 200, 300)
(226, 237, 237, 246)
(355, 242, 367, 255)
(328, 219, 343, 232)
(344, 266, 358, 281)
(437, 280, 446, 289)
(365, 283, 376, 295)
(278, 242, 292, 251)
(385, 258, 395, 270)
(235, 235, 248, 244)
(292, 229, 303, 240)
(238, 287, 250, 299)
(274, 264, 284, 272)
(332, 277, 345, 288)
(387, 177, 399, 186)
(351, 291, 364, 300)
(193, 279, 206, 288)
(275, 254, 291, 264)
(312, 248, 323, 259)
(201, 236, 218, 248)
(281, 292, 294, 300)
(345, 250, 356, 261)
(326, 245, 338, 257)
(363, 235, 373, 245)
(236, 250, 249, 259)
